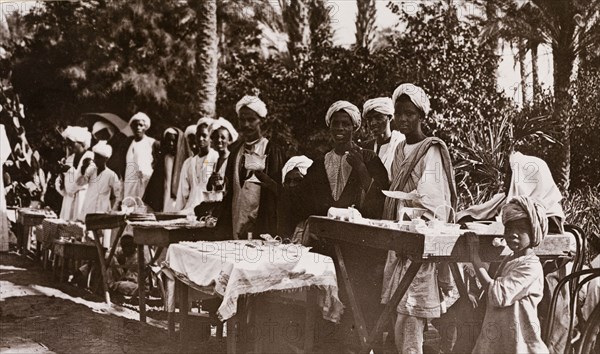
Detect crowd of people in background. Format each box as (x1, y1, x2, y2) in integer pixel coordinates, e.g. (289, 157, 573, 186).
(1, 82, 598, 354)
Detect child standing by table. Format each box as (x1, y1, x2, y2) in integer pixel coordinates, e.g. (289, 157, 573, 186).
(467, 196, 549, 353)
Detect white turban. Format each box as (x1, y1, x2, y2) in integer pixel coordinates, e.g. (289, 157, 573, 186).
(164, 127, 178, 136)
(502, 196, 548, 248)
(92, 121, 116, 140)
(197, 117, 216, 129)
(92, 140, 112, 158)
(184, 125, 197, 136)
(129, 112, 151, 128)
(325, 100, 362, 131)
(282, 155, 313, 183)
(211, 117, 239, 143)
(363, 97, 394, 118)
(64, 126, 92, 149)
(392, 83, 431, 115)
(235, 95, 268, 118)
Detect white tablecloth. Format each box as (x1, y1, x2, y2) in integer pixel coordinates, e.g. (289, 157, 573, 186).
(162, 240, 343, 322)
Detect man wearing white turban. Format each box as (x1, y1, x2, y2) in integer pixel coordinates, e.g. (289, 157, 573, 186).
(281, 155, 313, 185)
(143, 127, 191, 212)
(77, 142, 122, 246)
(207, 117, 238, 192)
(219, 95, 285, 239)
(184, 125, 198, 155)
(122, 112, 157, 200)
(361, 97, 405, 179)
(235, 95, 268, 119)
(467, 196, 549, 354)
(381, 84, 457, 354)
(392, 83, 431, 116)
(286, 100, 388, 229)
(55, 126, 95, 221)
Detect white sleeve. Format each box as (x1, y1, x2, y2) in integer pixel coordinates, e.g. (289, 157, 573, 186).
(175, 159, 191, 211)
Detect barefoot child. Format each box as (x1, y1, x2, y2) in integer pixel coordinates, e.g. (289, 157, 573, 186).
(467, 196, 549, 353)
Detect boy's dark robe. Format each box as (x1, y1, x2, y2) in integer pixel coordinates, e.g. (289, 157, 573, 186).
(217, 139, 286, 239)
(299, 148, 388, 221)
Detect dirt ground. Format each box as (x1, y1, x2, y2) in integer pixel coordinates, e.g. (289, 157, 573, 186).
(0, 253, 225, 354)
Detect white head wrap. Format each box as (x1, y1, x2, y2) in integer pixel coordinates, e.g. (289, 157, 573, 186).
(64, 126, 92, 149)
(211, 117, 239, 143)
(502, 196, 548, 248)
(92, 121, 116, 140)
(325, 101, 362, 131)
(184, 125, 197, 137)
(197, 117, 216, 135)
(392, 83, 431, 115)
(363, 97, 394, 118)
(164, 127, 178, 136)
(129, 112, 151, 129)
(92, 140, 113, 158)
(235, 95, 268, 118)
(282, 155, 313, 183)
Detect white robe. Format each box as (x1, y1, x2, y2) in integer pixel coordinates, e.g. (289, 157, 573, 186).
(77, 164, 122, 222)
(56, 150, 94, 221)
(162, 155, 177, 212)
(1, 124, 11, 252)
(381, 140, 453, 318)
(473, 253, 549, 353)
(122, 136, 155, 200)
(175, 150, 219, 213)
(373, 130, 405, 180)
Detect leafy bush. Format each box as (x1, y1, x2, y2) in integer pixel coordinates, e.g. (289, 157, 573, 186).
(570, 68, 600, 189)
(563, 185, 600, 263)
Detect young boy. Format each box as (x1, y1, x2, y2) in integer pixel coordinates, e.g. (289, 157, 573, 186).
(176, 120, 219, 212)
(77, 141, 122, 247)
(107, 234, 138, 296)
(467, 196, 549, 353)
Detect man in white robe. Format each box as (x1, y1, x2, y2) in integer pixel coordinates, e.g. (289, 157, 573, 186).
(362, 97, 405, 179)
(77, 141, 122, 247)
(122, 112, 156, 200)
(55, 127, 94, 221)
(176, 120, 219, 213)
(381, 84, 457, 354)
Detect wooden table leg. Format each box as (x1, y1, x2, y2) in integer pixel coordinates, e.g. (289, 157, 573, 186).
(91, 230, 111, 303)
(24, 225, 32, 253)
(168, 312, 175, 339)
(60, 256, 65, 282)
(177, 278, 189, 344)
(138, 244, 146, 322)
(366, 260, 422, 352)
(449, 263, 469, 299)
(226, 315, 238, 354)
(333, 243, 370, 351)
(304, 288, 317, 353)
(104, 224, 126, 266)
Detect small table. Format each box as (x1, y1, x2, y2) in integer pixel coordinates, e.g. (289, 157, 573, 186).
(53, 239, 104, 282)
(306, 216, 573, 353)
(85, 213, 128, 303)
(84, 212, 187, 303)
(16, 208, 57, 255)
(131, 221, 222, 322)
(162, 240, 343, 353)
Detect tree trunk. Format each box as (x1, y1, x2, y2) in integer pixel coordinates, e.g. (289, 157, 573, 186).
(530, 41, 540, 104)
(518, 38, 529, 106)
(283, 0, 311, 61)
(552, 2, 577, 194)
(355, 0, 376, 51)
(191, 0, 218, 120)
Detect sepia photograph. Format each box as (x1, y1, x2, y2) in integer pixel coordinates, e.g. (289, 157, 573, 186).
(0, 0, 599, 353)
